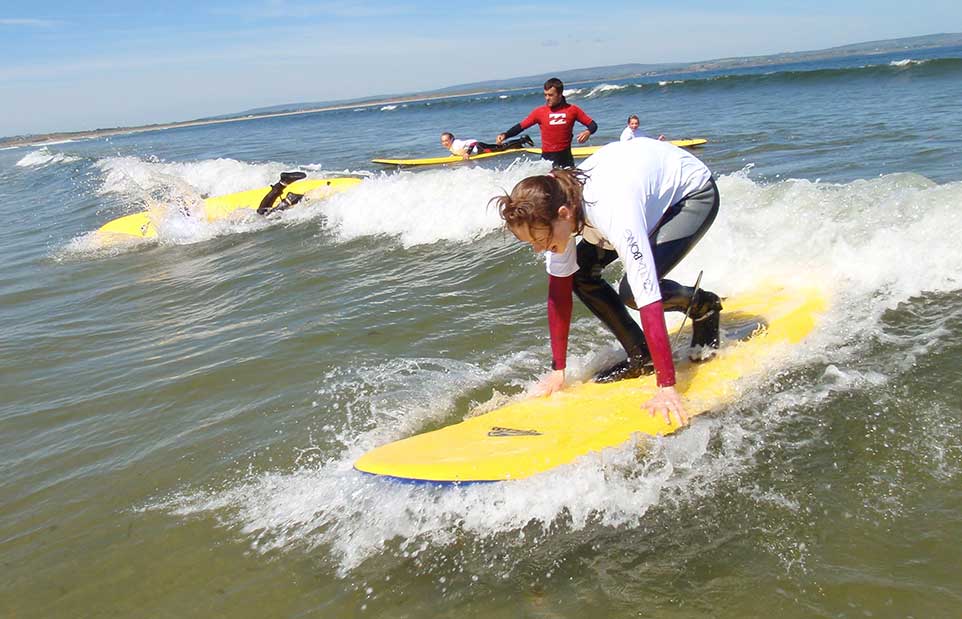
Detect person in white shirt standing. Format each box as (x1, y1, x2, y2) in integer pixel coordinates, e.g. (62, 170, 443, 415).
(491, 138, 721, 426)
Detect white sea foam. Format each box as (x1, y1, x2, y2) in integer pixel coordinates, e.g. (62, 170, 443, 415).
(151, 166, 962, 574)
(309, 160, 549, 248)
(309, 163, 962, 303)
(380, 105, 398, 111)
(584, 83, 628, 97)
(16, 147, 80, 167)
(890, 58, 927, 67)
(93, 155, 302, 197)
(64, 155, 368, 254)
(72, 155, 551, 251)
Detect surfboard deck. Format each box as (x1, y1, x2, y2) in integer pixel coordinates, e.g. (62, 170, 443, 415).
(354, 282, 826, 483)
(371, 139, 708, 167)
(96, 177, 362, 240)
(558, 138, 708, 158)
(371, 148, 529, 167)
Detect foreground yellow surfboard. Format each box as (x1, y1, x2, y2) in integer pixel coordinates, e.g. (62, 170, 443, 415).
(355, 283, 826, 483)
(371, 139, 708, 167)
(96, 177, 362, 241)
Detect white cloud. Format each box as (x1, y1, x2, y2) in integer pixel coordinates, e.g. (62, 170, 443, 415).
(0, 18, 60, 27)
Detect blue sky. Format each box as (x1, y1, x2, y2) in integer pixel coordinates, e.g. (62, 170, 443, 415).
(2, 0, 960, 137)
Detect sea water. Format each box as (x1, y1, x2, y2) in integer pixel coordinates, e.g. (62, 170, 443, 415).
(2, 48, 962, 617)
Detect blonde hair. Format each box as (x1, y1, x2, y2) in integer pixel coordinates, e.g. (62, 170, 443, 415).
(491, 168, 589, 235)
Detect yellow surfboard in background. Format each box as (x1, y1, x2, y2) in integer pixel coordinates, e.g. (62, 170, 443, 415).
(371, 148, 529, 167)
(355, 282, 826, 483)
(371, 138, 708, 167)
(562, 138, 708, 158)
(96, 177, 362, 241)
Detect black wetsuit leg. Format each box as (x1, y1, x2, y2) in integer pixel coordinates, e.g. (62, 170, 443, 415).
(541, 149, 575, 168)
(256, 183, 286, 215)
(256, 171, 307, 215)
(573, 240, 650, 362)
(471, 141, 497, 154)
(472, 138, 527, 154)
(500, 137, 528, 151)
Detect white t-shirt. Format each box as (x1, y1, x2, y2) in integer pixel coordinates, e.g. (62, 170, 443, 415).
(449, 138, 478, 155)
(620, 126, 644, 141)
(545, 138, 713, 308)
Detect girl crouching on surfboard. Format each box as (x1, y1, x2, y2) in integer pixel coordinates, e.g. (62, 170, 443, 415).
(491, 138, 722, 426)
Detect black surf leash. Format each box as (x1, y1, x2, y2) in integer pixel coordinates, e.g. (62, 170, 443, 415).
(671, 270, 703, 350)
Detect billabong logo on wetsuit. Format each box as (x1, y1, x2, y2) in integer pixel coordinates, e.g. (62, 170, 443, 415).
(548, 113, 567, 125)
(624, 229, 656, 292)
(488, 427, 542, 437)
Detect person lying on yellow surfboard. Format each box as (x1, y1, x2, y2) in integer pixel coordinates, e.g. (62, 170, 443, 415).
(439, 131, 533, 160)
(492, 138, 723, 426)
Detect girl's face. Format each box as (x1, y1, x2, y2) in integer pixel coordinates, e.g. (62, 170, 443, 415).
(628, 118, 640, 131)
(511, 206, 576, 254)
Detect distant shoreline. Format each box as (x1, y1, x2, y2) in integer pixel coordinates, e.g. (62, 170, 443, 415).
(0, 89, 501, 151)
(4, 33, 959, 151)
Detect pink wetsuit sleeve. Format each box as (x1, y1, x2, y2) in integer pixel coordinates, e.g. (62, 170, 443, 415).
(639, 300, 676, 387)
(547, 274, 574, 370)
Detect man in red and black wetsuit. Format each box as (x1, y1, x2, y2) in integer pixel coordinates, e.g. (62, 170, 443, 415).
(496, 77, 598, 168)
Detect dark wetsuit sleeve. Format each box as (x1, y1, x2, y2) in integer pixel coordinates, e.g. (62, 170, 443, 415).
(502, 123, 525, 139)
(547, 274, 574, 370)
(639, 300, 676, 387)
(585, 120, 598, 134)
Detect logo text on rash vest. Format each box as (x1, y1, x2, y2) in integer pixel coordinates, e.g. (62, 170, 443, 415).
(548, 113, 567, 125)
(625, 229, 656, 293)
(488, 427, 542, 437)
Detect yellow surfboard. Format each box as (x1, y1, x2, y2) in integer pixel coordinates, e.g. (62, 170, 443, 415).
(96, 177, 362, 241)
(560, 138, 709, 158)
(372, 139, 708, 167)
(355, 282, 826, 483)
(371, 148, 530, 167)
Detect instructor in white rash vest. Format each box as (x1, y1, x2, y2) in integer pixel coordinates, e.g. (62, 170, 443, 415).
(492, 138, 722, 425)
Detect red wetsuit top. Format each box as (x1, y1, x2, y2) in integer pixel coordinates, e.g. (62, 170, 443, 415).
(520, 102, 595, 153)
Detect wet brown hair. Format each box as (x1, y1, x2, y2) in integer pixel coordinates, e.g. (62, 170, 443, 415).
(490, 168, 589, 238)
(543, 77, 564, 93)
